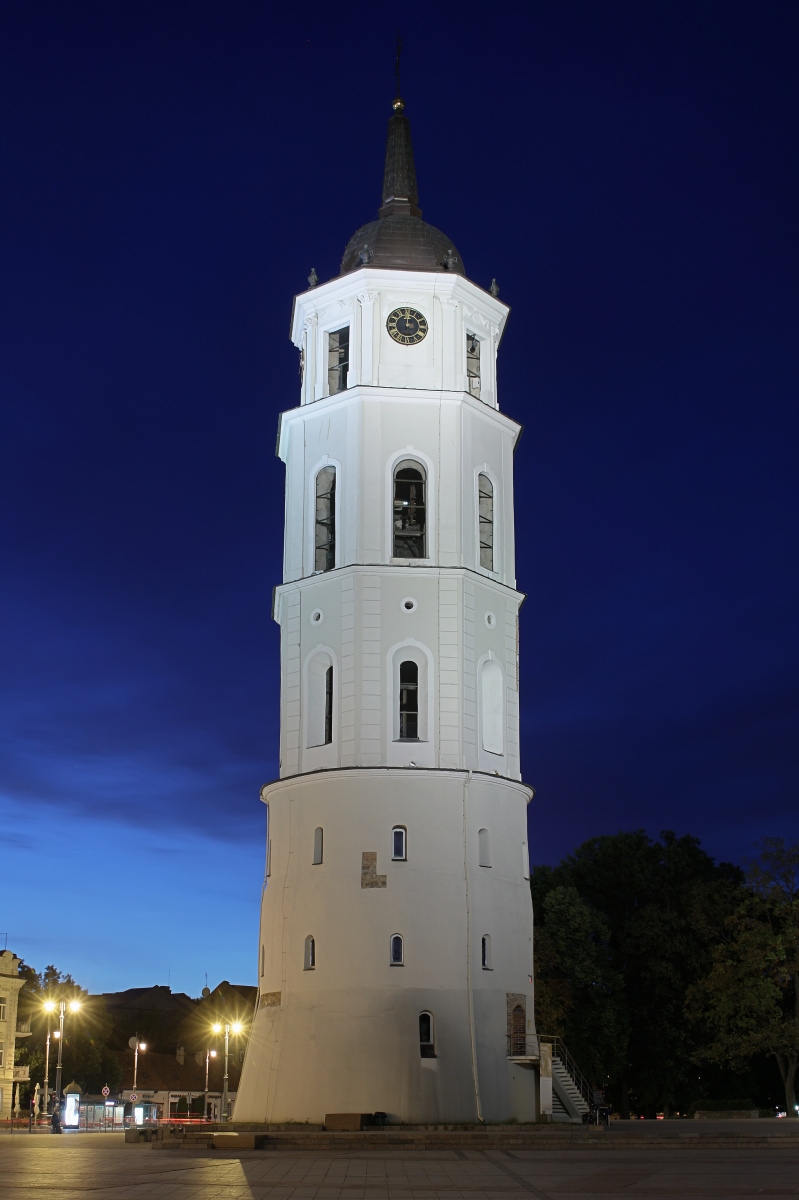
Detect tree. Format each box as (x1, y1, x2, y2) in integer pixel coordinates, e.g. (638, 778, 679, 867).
(687, 838, 799, 1117)
(532, 830, 745, 1116)
(14, 962, 122, 1099)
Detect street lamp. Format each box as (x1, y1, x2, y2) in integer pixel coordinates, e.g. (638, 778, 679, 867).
(42, 1000, 56, 1114)
(128, 1037, 147, 1090)
(54, 999, 81, 1103)
(204, 1048, 217, 1120)
(212, 1022, 242, 1123)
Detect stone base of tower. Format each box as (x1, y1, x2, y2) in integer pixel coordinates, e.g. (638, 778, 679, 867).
(234, 984, 539, 1125)
(234, 768, 539, 1125)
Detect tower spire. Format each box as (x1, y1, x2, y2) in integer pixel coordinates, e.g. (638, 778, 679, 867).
(380, 85, 421, 218)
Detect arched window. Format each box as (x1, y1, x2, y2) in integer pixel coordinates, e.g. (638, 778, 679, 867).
(398, 661, 418, 740)
(419, 1011, 435, 1058)
(478, 473, 494, 571)
(393, 461, 426, 558)
(304, 935, 316, 970)
(314, 466, 336, 572)
(509, 1003, 526, 1056)
(481, 935, 492, 969)
(307, 653, 333, 747)
(466, 332, 481, 398)
(313, 827, 324, 865)
(392, 826, 407, 860)
(478, 827, 491, 868)
(480, 658, 504, 755)
(390, 934, 404, 965)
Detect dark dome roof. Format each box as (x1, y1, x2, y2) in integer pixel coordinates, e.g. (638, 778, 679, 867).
(341, 215, 465, 276)
(339, 100, 465, 279)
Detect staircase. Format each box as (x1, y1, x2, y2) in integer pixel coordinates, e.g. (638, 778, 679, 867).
(541, 1037, 591, 1124)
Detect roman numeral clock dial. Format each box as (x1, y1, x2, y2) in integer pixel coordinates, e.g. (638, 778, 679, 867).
(386, 306, 428, 345)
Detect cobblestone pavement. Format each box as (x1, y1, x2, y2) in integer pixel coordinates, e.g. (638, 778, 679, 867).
(1, 1136, 799, 1199)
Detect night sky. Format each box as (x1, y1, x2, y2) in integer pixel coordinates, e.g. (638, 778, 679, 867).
(2, 1, 796, 994)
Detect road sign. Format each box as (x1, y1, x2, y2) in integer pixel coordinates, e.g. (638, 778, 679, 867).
(129, 1093, 137, 1102)
(101, 1086, 110, 1098)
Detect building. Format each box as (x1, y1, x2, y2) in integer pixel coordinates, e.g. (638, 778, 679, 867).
(234, 94, 542, 1125)
(117, 1045, 242, 1121)
(0, 951, 30, 1119)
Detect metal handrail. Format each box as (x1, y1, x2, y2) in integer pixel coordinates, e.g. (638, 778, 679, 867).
(537, 1035, 591, 1106)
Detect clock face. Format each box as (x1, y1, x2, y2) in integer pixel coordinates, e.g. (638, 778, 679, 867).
(387, 307, 428, 345)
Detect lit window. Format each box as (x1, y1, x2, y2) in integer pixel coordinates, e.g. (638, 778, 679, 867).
(390, 934, 404, 965)
(478, 474, 494, 571)
(398, 661, 418, 740)
(419, 1011, 435, 1058)
(466, 332, 481, 398)
(392, 826, 406, 861)
(393, 462, 426, 558)
(304, 935, 316, 970)
(313, 827, 324, 865)
(481, 935, 492, 969)
(328, 327, 349, 395)
(478, 827, 491, 868)
(314, 467, 336, 572)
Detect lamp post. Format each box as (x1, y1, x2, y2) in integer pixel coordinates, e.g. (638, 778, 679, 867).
(212, 1022, 241, 1123)
(42, 1000, 56, 1114)
(204, 1048, 216, 1121)
(54, 999, 81, 1104)
(128, 1037, 147, 1090)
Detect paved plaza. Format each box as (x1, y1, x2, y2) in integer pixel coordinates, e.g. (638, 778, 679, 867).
(1, 1134, 799, 1200)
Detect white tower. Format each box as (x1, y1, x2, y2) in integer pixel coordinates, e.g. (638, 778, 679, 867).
(235, 98, 538, 1124)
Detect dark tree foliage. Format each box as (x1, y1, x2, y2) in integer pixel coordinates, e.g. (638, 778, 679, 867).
(532, 830, 746, 1116)
(687, 838, 799, 1117)
(14, 963, 122, 1100)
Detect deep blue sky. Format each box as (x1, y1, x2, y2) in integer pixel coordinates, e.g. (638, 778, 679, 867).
(2, 1, 796, 993)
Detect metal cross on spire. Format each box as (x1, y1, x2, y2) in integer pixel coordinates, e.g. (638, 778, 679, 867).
(394, 31, 404, 111)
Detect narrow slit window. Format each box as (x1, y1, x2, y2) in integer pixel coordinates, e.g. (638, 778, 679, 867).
(313, 827, 324, 865)
(522, 840, 530, 881)
(478, 827, 491, 868)
(260, 946, 265, 977)
(314, 466, 336, 572)
(478, 474, 494, 571)
(481, 935, 491, 969)
(466, 332, 481, 398)
(324, 665, 333, 744)
(399, 661, 418, 740)
(393, 462, 426, 558)
(419, 1011, 435, 1058)
(392, 826, 407, 860)
(304, 935, 316, 970)
(390, 934, 404, 965)
(327, 327, 349, 395)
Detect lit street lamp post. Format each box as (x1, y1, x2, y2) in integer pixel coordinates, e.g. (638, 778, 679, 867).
(128, 1037, 147, 1090)
(212, 1022, 241, 1123)
(204, 1047, 216, 1121)
(54, 999, 81, 1104)
(42, 1001, 56, 1114)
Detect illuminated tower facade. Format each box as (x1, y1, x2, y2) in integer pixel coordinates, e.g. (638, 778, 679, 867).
(234, 98, 538, 1124)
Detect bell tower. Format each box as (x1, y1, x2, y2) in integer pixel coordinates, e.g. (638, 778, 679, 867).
(234, 96, 539, 1124)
